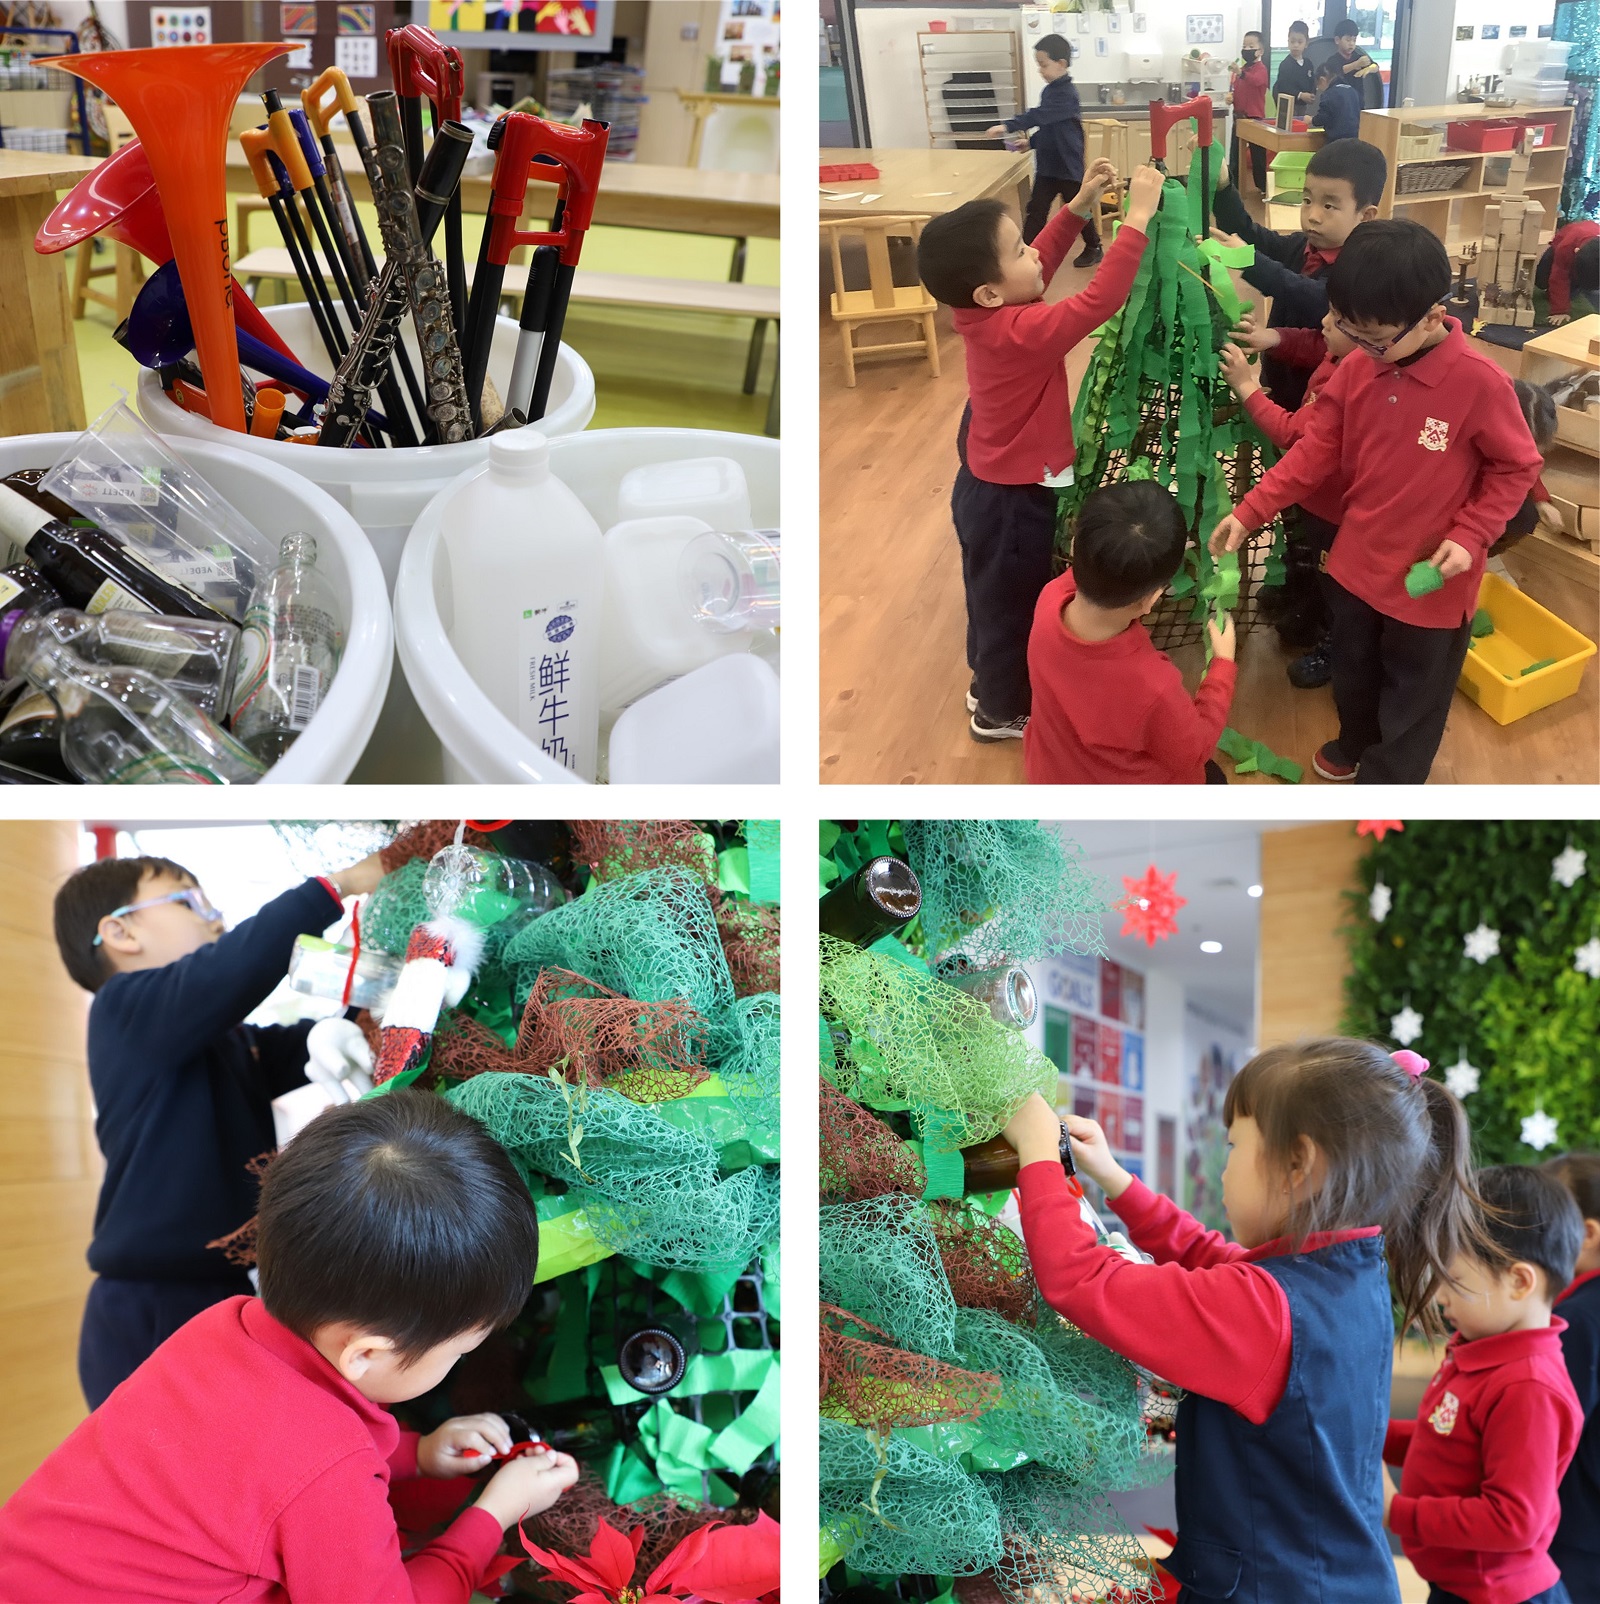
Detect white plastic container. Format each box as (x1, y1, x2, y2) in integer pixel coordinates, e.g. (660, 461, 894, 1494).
(440, 431, 605, 781)
(395, 428, 779, 784)
(607, 654, 780, 783)
(0, 432, 390, 784)
(615, 456, 753, 531)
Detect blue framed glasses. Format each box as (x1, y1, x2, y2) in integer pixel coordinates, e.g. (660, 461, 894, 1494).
(92, 887, 221, 945)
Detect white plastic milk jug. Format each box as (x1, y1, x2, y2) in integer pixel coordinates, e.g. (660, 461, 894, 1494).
(614, 457, 753, 530)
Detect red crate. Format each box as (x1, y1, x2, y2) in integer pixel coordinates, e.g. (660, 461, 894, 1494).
(1445, 119, 1522, 152)
(1519, 119, 1558, 148)
(820, 162, 880, 183)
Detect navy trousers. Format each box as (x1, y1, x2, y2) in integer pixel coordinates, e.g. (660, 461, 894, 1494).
(1429, 1585, 1570, 1604)
(79, 1274, 250, 1410)
(1022, 173, 1098, 250)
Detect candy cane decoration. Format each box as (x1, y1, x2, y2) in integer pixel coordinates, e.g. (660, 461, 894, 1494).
(373, 916, 484, 1085)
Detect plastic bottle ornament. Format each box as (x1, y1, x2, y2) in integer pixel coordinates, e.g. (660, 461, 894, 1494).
(423, 842, 517, 924)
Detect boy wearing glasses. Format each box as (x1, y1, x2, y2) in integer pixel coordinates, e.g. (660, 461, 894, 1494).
(53, 850, 385, 1408)
(1210, 221, 1544, 784)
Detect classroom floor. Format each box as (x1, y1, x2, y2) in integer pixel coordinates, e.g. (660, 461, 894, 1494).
(70, 202, 778, 435)
(819, 205, 1599, 786)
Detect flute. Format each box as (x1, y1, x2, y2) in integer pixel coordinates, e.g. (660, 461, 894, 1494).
(356, 91, 474, 444)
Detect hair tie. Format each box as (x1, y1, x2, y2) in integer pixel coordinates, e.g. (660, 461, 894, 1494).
(1392, 1050, 1429, 1080)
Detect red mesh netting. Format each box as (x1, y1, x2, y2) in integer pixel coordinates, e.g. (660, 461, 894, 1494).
(819, 1075, 925, 1203)
(929, 1199, 1039, 1326)
(430, 967, 709, 1102)
(820, 1304, 1003, 1430)
(715, 898, 781, 998)
(378, 821, 490, 876)
(206, 1151, 275, 1268)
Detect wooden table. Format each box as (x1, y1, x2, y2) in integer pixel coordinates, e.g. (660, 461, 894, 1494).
(1234, 119, 1325, 157)
(0, 150, 98, 437)
(819, 146, 1033, 219)
(225, 151, 779, 241)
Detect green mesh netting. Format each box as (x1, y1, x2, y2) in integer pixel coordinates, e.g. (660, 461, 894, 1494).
(820, 938, 1057, 1149)
(901, 821, 1107, 967)
(819, 1193, 958, 1362)
(712, 991, 781, 1147)
(820, 1416, 1004, 1578)
(505, 867, 734, 1023)
(362, 858, 431, 955)
(446, 1074, 777, 1273)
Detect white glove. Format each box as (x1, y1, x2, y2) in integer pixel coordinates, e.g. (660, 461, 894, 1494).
(305, 1017, 375, 1100)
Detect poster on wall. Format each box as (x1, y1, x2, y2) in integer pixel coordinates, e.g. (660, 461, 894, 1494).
(716, 0, 780, 92)
(423, 0, 615, 50)
(1182, 1000, 1253, 1233)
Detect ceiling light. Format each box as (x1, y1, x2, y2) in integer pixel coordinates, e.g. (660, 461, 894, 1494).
(1200, 940, 1223, 954)
(1247, 884, 1263, 898)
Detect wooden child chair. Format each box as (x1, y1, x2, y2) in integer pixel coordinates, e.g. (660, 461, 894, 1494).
(72, 105, 145, 321)
(821, 214, 940, 387)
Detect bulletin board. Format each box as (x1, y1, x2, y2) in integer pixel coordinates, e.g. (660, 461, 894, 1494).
(418, 0, 616, 51)
(715, 0, 780, 90)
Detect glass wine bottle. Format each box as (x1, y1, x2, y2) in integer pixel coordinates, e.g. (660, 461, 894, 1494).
(818, 856, 922, 947)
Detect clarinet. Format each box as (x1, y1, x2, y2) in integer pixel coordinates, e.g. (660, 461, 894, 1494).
(351, 92, 474, 445)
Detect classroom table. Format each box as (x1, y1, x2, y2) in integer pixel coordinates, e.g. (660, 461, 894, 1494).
(1234, 119, 1326, 159)
(0, 149, 98, 435)
(819, 146, 1033, 220)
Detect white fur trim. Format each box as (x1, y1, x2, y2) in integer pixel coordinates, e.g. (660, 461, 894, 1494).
(427, 916, 485, 977)
(380, 958, 451, 1032)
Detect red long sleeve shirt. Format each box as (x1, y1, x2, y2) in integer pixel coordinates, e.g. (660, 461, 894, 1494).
(1234, 319, 1544, 627)
(1018, 1165, 1381, 1422)
(1243, 353, 1346, 522)
(0, 1297, 509, 1604)
(1547, 220, 1600, 316)
(1023, 570, 1236, 785)
(1231, 60, 1269, 119)
(1384, 1323, 1582, 1604)
(953, 206, 1149, 485)
(1270, 325, 1328, 369)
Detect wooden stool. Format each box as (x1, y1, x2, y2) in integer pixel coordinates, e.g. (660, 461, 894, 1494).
(820, 214, 939, 387)
(71, 236, 146, 322)
(234, 245, 333, 303)
(235, 196, 273, 259)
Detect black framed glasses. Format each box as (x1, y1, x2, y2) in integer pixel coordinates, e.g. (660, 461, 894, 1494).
(1331, 309, 1427, 361)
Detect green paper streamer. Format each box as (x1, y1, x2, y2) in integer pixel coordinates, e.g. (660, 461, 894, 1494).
(746, 820, 781, 904)
(533, 1200, 615, 1283)
(916, 1138, 966, 1201)
(1522, 657, 1558, 675)
(1472, 608, 1495, 638)
(1405, 561, 1445, 597)
(708, 1356, 783, 1474)
(606, 1439, 665, 1503)
(718, 846, 751, 897)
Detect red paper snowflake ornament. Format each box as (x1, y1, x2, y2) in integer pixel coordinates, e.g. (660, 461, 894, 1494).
(1356, 821, 1405, 842)
(1115, 865, 1186, 946)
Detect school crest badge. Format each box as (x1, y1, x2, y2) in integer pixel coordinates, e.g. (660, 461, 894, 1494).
(1418, 417, 1450, 452)
(1429, 1390, 1460, 1436)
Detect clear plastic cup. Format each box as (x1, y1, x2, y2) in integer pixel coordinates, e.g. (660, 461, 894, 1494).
(679, 529, 781, 633)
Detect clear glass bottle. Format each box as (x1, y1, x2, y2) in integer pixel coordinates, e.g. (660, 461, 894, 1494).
(230, 532, 343, 765)
(19, 635, 265, 785)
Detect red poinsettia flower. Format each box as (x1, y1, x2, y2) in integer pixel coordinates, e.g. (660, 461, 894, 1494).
(519, 1519, 647, 1603)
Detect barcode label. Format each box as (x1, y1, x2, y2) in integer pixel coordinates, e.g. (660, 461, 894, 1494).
(288, 663, 321, 730)
(72, 466, 163, 507)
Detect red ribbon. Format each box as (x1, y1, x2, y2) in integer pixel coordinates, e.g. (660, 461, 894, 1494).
(340, 901, 362, 1010)
(465, 819, 513, 831)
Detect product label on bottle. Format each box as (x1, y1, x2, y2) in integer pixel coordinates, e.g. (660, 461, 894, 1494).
(0, 486, 51, 559)
(286, 662, 322, 731)
(0, 574, 22, 610)
(85, 579, 155, 617)
(70, 465, 162, 507)
(0, 690, 54, 735)
(154, 548, 238, 587)
(519, 599, 583, 772)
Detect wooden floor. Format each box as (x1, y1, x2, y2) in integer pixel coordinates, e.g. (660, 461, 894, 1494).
(820, 208, 1600, 786)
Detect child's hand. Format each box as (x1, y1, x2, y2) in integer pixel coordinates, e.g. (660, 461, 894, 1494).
(1209, 225, 1247, 253)
(419, 1414, 515, 1477)
(1536, 499, 1565, 532)
(476, 1449, 581, 1530)
(1125, 164, 1165, 230)
(1218, 343, 1260, 398)
(305, 1017, 375, 1099)
(983, 123, 1008, 139)
(1207, 611, 1237, 662)
(1061, 1114, 1131, 1196)
(1230, 310, 1280, 351)
(1000, 1092, 1064, 1169)
(1427, 538, 1473, 580)
(1072, 157, 1118, 212)
(1216, 161, 1232, 189)
(1210, 513, 1250, 557)
(1548, 312, 1571, 327)
(332, 852, 386, 898)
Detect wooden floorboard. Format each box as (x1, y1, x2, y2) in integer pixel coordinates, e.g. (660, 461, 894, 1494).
(820, 206, 1600, 786)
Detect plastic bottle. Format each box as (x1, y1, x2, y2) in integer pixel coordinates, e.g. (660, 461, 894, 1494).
(5, 608, 239, 718)
(17, 635, 266, 784)
(599, 519, 780, 713)
(614, 457, 753, 530)
(0, 564, 64, 661)
(230, 532, 344, 765)
(439, 430, 604, 781)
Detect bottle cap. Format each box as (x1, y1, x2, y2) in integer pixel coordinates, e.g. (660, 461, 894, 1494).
(488, 429, 551, 479)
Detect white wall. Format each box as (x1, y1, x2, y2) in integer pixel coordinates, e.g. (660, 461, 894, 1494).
(24, 2, 130, 44)
(1403, 0, 1557, 105)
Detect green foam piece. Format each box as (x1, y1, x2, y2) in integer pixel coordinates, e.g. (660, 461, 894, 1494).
(1471, 608, 1495, 638)
(1235, 754, 1259, 774)
(1405, 561, 1445, 598)
(1521, 657, 1558, 675)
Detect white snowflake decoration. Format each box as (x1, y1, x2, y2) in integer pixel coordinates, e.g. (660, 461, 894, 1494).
(1575, 937, 1600, 980)
(1521, 1109, 1559, 1152)
(1390, 1005, 1424, 1046)
(1552, 846, 1588, 889)
(1462, 923, 1501, 965)
(1370, 878, 1392, 923)
(1444, 1054, 1480, 1099)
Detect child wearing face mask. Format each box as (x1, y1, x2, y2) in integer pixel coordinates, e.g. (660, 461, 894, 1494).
(1228, 32, 1270, 193)
(999, 1041, 1488, 1604)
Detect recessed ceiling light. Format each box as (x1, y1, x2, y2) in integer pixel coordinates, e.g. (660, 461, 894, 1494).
(1247, 884, 1263, 898)
(1200, 940, 1223, 954)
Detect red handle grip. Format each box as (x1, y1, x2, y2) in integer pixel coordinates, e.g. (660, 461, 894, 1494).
(386, 23, 464, 124)
(1148, 94, 1214, 160)
(482, 113, 611, 269)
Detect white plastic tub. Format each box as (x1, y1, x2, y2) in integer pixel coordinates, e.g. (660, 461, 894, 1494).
(135, 302, 596, 589)
(0, 431, 391, 785)
(394, 428, 780, 784)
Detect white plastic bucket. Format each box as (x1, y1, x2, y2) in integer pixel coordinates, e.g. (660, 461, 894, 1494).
(135, 303, 597, 589)
(0, 431, 391, 785)
(395, 428, 780, 784)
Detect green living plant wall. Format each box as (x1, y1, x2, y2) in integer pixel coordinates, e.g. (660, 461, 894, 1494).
(1342, 820, 1600, 1165)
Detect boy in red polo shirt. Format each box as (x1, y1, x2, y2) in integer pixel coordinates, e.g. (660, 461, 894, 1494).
(0, 1091, 579, 1604)
(1210, 220, 1544, 784)
(1384, 1165, 1584, 1604)
(1025, 478, 1237, 784)
(916, 159, 1163, 742)
(1227, 31, 1270, 194)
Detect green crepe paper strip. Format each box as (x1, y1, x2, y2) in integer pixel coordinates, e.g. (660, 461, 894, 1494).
(718, 846, 750, 897)
(633, 1257, 746, 1317)
(635, 1396, 744, 1504)
(600, 1352, 782, 1478)
(868, 932, 930, 971)
(1218, 725, 1304, 784)
(606, 1439, 666, 1503)
(364, 1064, 427, 1097)
(761, 1239, 780, 1319)
(1522, 657, 1558, 675)
(656, 1093, 780, 1168)
(746, 820, 780, 905)
(1184, 136, 1226, 243)
(819, 1522, 854, 1577)
(1405, 560, 1445, 597)
(1472, 608, 1495, 637)
(526, 1261, 600, 1405)
(894, 1418, 1032, 1476)
(915, 1107, 967, 1199)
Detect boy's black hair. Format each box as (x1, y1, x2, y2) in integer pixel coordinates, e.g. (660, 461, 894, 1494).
(1036, 33, 1072, 64)
(1070, 480, 1189, 608)
(1305, 138, 1388, 208)
(918, 198, 1009, 310)
(256, 1090, 539, 1364)
(54, 855, 195, 993)
(1288, 19, 1310, 36)
(1326, 219, 1451, 327)
(1475, 1164, 1584, 1296)
(1334, 19, 1360, 38)
(1315, 59, 1337, 84)
(1514, 379, 1558, 453)
(1242, 29, 1262, 42)
(1575, 236, 1600, 299)
(1544, 1152, 1600, 1225)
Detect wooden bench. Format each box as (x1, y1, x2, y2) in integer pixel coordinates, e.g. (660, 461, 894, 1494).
(234, 245, 336, 301)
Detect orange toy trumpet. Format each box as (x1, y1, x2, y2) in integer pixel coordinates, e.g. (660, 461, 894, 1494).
(37, 41, 296, 435)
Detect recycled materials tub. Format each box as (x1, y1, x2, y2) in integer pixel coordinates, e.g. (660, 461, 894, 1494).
(1458, 572, 1597, 725)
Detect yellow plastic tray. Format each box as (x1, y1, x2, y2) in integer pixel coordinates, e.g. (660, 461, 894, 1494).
(1458, 572, 1597, 725)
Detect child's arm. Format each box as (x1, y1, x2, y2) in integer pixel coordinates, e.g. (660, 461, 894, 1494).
(1388, 1383, 1574, 1554)
(1143, 627, 1237, 778)
(1212, 180, 1301, 268)
(1233, 243, 1332, 330)
(1031, 155, 1117, 282)
(1271, 325, 1328, 369)
(1105, 1173, 1252, 1270)
(1428, 377, 1547, 571)
(1384, 1418, 1417, 1466)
